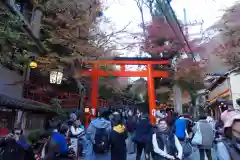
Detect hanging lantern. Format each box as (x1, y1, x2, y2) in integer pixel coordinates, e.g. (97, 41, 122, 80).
(85, 106, 90, 113)
(50, 70, 63, 84)
(29, 61, 37, 69)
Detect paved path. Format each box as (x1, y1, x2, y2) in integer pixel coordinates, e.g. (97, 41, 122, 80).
(126, 150, 217, 160)
(127, 153, 136, 160)
(78, 153, 144, 160)
(79, 151, 216, 160)
(127, 153, 147, 160)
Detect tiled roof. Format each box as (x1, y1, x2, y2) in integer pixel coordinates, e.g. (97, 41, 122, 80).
(0, 93, 56, 113)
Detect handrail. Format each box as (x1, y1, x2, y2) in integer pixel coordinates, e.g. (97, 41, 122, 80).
(23, 83, 108, 108)
(23, 83, 80, 108)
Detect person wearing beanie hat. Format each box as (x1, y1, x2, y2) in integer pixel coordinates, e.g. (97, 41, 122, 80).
(216, 110, 240, 160)
(70, 112, 77, 121)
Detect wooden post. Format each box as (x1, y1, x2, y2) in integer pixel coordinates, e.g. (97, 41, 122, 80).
(120, 65, 125, 72)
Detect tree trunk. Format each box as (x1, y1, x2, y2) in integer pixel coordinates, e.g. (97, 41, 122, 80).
(31, 7, 43, 38)
(74, 78, 85, 109)
(173, 84, 182, 114)
(139, 7, 147, 39)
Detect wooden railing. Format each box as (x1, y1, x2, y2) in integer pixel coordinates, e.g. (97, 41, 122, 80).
(23, 83, 80, 108)
(23, 83, 108, 108)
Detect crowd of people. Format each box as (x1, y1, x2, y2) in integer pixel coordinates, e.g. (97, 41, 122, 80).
(0, 107, 240, 160)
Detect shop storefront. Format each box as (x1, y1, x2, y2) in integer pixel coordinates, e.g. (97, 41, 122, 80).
(207, 77, 231, 119)
(0, 93, 57, 136)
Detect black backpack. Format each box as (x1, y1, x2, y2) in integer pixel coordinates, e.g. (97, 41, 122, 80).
(93, 128, 110, 154)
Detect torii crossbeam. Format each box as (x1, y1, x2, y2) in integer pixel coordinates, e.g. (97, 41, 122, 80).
(79, 57, 169, 124)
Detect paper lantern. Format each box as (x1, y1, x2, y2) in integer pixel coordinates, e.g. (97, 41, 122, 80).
(29, 61, 37, 68)
(50, 70, 63, 84)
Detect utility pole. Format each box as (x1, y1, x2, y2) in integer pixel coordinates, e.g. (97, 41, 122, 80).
(173, 8, 204, 114)
(182, 8, 204, 40)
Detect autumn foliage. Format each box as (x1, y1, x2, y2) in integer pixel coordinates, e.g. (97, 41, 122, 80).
(144, 16, 206, 89)
(144, 17, 185, 55)
(209, 2, 240, 68)
(145, 17, 205, 56)
(32, 0, 132, 72)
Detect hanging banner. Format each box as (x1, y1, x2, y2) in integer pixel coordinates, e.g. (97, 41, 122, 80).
(152, 109, 156, 116)
(91, 108, 95, 115)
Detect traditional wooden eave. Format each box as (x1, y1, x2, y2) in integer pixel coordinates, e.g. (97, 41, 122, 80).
(207, 67, 240, 91)
(0, 93, 56, 114)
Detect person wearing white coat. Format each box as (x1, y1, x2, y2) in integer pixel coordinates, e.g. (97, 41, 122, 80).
(152, 118, 183, 160)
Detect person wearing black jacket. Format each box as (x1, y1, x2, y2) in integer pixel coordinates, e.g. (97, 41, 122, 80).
(0, 133, 35, 160)
(133, 113, 153, 160)
(126, 110, 136, 154)
(110, 112, 128, 160)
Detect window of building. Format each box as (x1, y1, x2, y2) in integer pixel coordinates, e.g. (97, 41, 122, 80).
(25, 114, 45, 130)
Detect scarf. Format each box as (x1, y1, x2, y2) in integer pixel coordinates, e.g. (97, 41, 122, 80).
(157, 128, 170, 142)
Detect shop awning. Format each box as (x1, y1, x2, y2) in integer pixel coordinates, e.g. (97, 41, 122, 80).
(207, 89, 230, 103)
(206, 98, 233, 109)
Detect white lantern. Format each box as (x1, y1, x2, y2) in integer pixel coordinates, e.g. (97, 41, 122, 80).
(50, 70, 63, 84)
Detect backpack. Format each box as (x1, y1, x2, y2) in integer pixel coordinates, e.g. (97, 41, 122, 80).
(93, 128, 110, 154)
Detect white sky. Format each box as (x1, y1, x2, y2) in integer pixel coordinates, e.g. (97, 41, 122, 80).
(172, 0, 238, 28)
(171, 0, 238, 37)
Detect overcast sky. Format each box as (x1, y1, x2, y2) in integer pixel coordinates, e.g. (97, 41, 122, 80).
(104, 0, 238, 37)
(102, 0, 238, 78)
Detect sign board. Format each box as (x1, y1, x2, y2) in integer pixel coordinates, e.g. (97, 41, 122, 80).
(152, 109, 156, 116)
(91, 108, 95, 115)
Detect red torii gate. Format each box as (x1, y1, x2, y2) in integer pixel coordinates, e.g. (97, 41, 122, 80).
(79, 58, 169, 124)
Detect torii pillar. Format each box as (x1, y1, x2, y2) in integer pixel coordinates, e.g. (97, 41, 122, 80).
(147, 64, 157, 124)
(90, 64, 99, 116)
